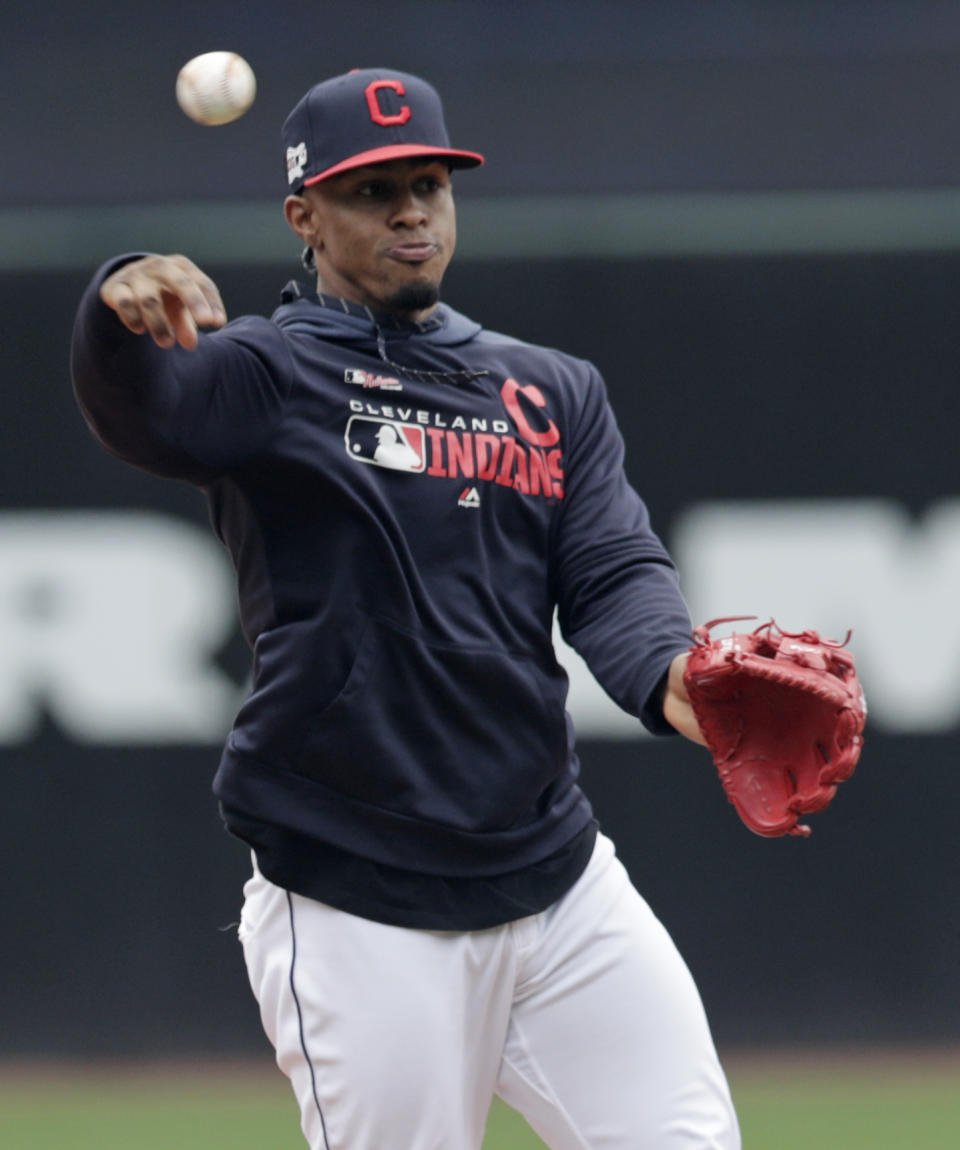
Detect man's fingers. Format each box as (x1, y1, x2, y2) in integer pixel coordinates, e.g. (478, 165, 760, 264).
(135, 284, 179, 347)
(191, 270, 228, 327)
(152, 258, 226, 327)
(99, 255, 227, 349)
(169, 299, 199, 351)
(100, 279, 150, 334)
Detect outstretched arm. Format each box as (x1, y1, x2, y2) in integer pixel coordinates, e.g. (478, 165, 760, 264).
(72, 253, 291, 481)
(99, 253, 227, 349)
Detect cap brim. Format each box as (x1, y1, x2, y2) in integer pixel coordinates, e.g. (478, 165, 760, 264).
(302, 144, 485, 186)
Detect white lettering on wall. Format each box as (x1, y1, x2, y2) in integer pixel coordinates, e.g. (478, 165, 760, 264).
(2, 500, 955, 745)
(0, 512, 240, 743)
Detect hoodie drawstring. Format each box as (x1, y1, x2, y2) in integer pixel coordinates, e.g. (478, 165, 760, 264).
(374, 324, 488, 386)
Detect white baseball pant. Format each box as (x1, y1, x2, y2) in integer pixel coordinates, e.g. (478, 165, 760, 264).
(238, 832, 740, 1149)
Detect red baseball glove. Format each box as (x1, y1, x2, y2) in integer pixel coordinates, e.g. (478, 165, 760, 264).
(683, 617, 866, 837)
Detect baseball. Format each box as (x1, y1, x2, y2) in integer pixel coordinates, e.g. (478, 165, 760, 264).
(176, 51, 256, 126)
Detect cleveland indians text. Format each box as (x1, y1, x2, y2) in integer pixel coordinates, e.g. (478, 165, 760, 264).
(348, 378, 565, 498)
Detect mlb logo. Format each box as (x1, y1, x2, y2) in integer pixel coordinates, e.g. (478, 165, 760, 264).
(345, 416, 426, 472)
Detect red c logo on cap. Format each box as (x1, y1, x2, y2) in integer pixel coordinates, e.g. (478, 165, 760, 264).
(365, 80, 412, 126)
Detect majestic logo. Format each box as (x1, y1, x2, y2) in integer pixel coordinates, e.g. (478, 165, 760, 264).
(457, 487, 481, 508)
(286, 142, 307, 185)
(346, 416, 426, 472)
(344, 369, 402, 391)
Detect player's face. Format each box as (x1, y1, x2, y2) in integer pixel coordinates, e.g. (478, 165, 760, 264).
(294, 159, 456, 320)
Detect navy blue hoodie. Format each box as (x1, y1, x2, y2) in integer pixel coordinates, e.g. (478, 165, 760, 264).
(71, 258, 693, 928)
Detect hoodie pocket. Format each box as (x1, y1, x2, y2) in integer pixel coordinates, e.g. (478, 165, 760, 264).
(295, 617, 569, 832)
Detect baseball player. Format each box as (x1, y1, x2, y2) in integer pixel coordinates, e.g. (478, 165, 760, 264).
(71, 68, 740, 1149)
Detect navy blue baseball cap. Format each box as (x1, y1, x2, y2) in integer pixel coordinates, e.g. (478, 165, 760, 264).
(282, 68, 485, 192)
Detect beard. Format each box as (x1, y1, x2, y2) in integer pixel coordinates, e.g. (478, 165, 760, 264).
(383, 280, 440, 314)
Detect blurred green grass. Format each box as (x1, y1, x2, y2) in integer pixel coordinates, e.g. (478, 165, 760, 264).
(0, 1050, 957, 1148)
